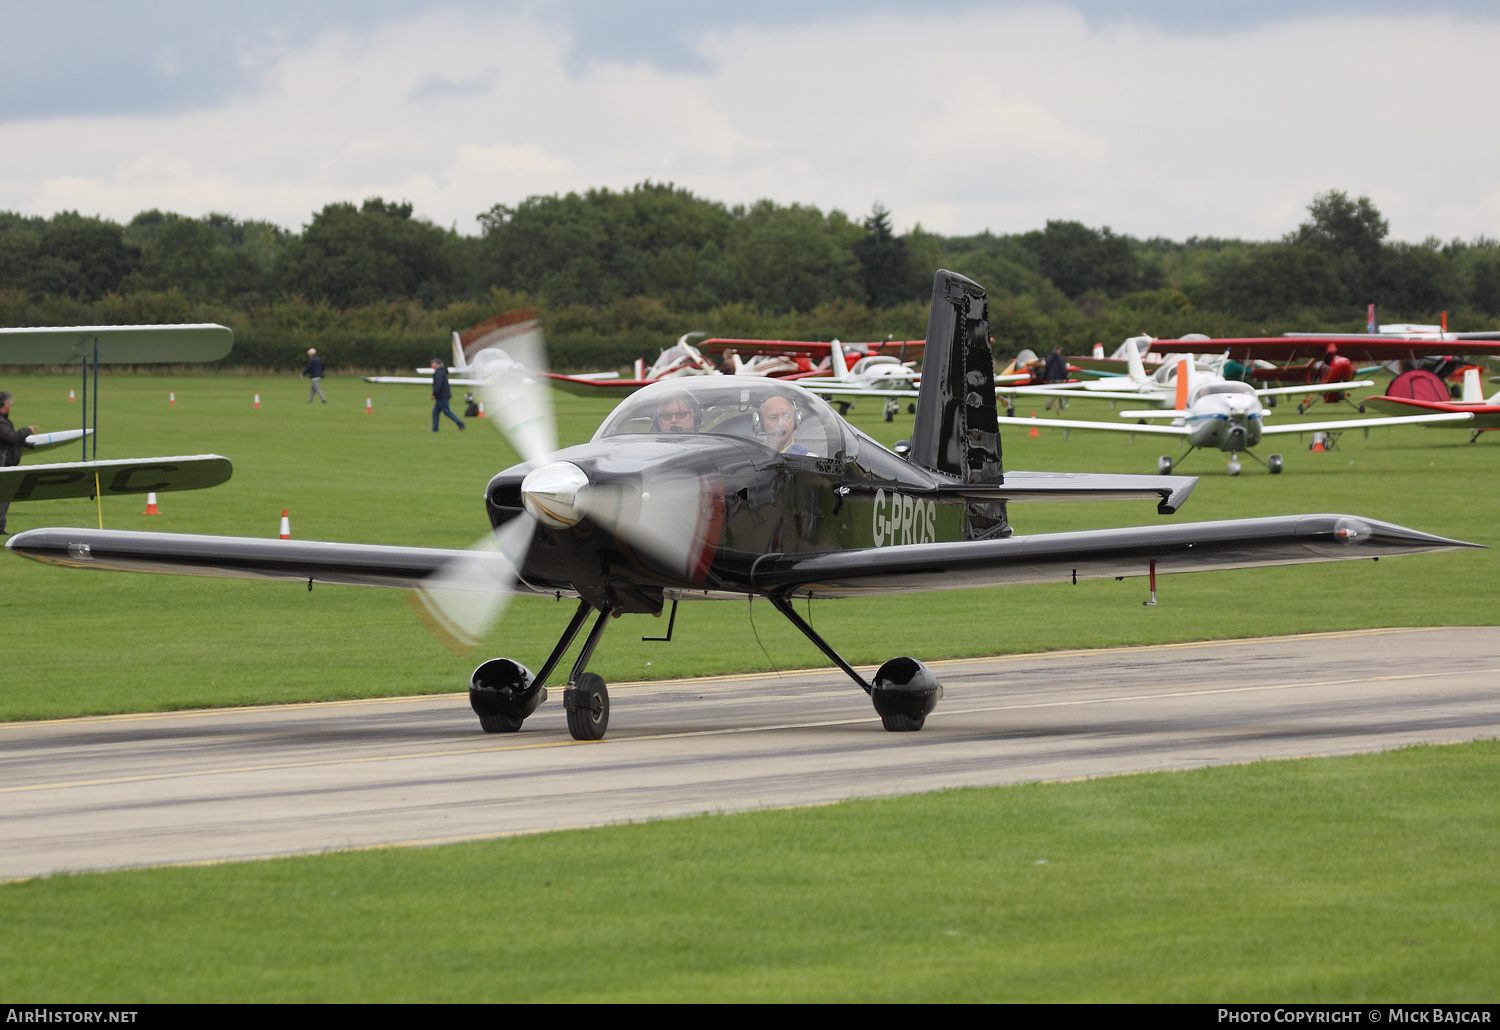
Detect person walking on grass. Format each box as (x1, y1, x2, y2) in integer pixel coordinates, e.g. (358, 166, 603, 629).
(430, 359, 465, 432)
(301, 348, 327, 403)
(1043, 345, 1070, 411)
(0, 390, 39, 535)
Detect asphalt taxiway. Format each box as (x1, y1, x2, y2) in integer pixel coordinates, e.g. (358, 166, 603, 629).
(3, 626, 1497, 880)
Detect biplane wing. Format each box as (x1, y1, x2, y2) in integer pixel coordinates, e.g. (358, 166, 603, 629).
(0, 455, 232, 504)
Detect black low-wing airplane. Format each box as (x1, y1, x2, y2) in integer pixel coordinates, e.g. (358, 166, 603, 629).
(7, 272, 1476, 740)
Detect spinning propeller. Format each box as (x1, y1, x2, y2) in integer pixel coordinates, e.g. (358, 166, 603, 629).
(411, 319, 721, 651)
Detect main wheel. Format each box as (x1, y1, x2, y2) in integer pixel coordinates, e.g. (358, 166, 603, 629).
(1268, 453, 1284, 475)
(881, 712, 925, 732)
(907, 403, 916, 414)
(1226, 460, 1242, 476)
(479, 713, 524, 733)
(1158, 455, 1174, 475)
(565, 672, 610, 741)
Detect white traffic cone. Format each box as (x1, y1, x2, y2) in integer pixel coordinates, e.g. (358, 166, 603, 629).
(254, 393, 261, 409)
(142, 492, 161, 516)
(169, 392, 176, 406)
(478, 399, 486, 418)
(69, 389, 75, 403)
(365, 397, 373, 413)
(279, 508, 290, 539)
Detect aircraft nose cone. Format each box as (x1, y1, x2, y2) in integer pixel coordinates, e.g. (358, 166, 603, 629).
(522, 461, 590, 528)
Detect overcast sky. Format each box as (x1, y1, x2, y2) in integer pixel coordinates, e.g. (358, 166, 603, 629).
(3, 1, 1498, 242)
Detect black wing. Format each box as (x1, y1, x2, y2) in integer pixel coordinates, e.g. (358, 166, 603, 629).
(6, 528, 551, 594)
(746, 515, 1477, 598)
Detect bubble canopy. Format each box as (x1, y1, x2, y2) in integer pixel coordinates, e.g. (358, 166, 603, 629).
(592, 377, 856, 459)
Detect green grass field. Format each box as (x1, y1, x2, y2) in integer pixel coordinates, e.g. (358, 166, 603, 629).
(2, 740, 1495, 1002)
(2, 371, 1497, 720)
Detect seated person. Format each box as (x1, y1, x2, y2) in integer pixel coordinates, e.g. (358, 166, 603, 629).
(653, 393, 701, 434)
(760, 394, 812, 455)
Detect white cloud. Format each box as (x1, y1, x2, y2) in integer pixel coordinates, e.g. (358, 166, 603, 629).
(1, 5, 1498, 241)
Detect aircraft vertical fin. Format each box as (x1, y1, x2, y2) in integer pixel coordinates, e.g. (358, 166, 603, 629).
(911, 270, 1007, 538)
(1125, 338, 1151, 384)
(451, 332, 467, 372)
(1462, 367, 1483, 404)
(1175, 358, 1191, 410)
(832, 339, 850, 380)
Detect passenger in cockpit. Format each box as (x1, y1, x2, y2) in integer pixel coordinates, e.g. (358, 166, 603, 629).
(653, 393, 701, 434)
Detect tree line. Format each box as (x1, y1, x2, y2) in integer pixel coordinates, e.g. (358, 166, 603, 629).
(2, 184, 1498, 371)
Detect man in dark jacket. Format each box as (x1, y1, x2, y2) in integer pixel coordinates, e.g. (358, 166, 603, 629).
(430, 359, 465, 432)
(0, 390, 40, 534)
(1042, 346, 1070, 410)
(300, 348, 327, 403)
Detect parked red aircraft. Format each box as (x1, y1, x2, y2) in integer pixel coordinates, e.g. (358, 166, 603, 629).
(1362, 367, 1500, 442)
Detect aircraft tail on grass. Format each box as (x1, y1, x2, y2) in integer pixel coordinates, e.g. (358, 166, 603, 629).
(451, 332, 467, 373)
(1462, 367, 1484, 404)
(832, 339, 851, 381)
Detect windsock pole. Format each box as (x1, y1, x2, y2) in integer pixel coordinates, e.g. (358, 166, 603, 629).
(279, 509, 290, 539)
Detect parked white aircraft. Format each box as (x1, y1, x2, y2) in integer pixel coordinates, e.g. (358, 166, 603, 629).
(798, 340, 1028, 421)
(997, 359, 1471, 475)
(999, 346, 1376, 412)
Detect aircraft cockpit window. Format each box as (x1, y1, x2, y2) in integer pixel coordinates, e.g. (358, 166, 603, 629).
(1195, 382, 1256, 398)
(1151, 359, 1217, 384)
(593, 378, 855, 460)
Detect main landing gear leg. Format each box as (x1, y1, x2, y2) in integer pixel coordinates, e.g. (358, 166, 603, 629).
(769, 597, 943, 733)
(469, 599, 593, 735)
(1240, 450, 1283, 474)
(563, 606, 613, 741)
(1158, 447, 1197, 475)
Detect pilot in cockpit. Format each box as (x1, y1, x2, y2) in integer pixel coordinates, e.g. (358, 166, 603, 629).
(653, 393, 701, 434)
(759, 394, 812, 455)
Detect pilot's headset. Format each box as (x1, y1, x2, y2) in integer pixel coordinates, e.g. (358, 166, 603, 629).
(652, 393, 702, 432)
(751, 392, 804, 435)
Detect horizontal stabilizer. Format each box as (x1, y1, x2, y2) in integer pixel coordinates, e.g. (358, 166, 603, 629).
(939, 471, 1197, 514)
(0, 324, 232, 364)
(0, 455, 231, 503)
(5, 527, 554, 594)
(748, 515, 1479, 598)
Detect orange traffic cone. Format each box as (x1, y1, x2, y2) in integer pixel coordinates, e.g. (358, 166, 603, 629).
(365, 396, 373, 413)
(254, 393, 261, 409)
(1028, 412, 1040, 437)
(478, 400, 486, 418)
(142, 492, 161, 516)
(69, 389, 75, 403)
(1311, 432, 1327, 452)
(279, 508, 290, 539)
(169, 391, 176, 406)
